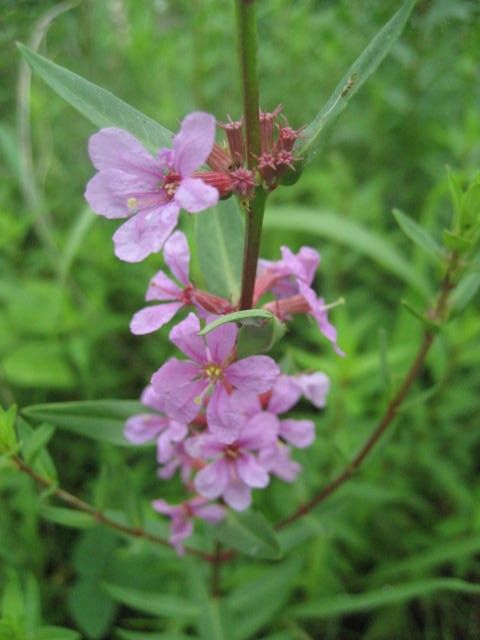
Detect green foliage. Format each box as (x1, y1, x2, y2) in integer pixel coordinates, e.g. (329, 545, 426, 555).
(213, 510, 282, 560)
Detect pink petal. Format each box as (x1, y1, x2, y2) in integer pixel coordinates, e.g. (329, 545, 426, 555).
(88, 128, 164, 174)
(169, 313, 207, 363)
(267, 375, 302, 414)
(173, 112, 216, 176)
(151, 358, 199, 394)
(205, 322, 237, 365)
(175, 178, 218, 213)
(130, 302, 183, 335)
(113, 203, 179, 263)
(296, 372, 330, 408)
(164, 231, 190, 285)
(259, 444, 301, 482)
(170, 517, 193, 550)
(225, 356, 280, 393)
(152, 499, 177, 517)
(164, 379, 207, 424)
(236, 454, 269, 488)
(223, 479, 252, 511)
(241, 411, 279, 450)
(195, 460, 229, 500)
(141, 384, 165, 412)
(279, 418, 315, 448)
(194, 503, 226, 523)
(85, 169, 159, 219)
(206, 385, 243, 444)
(146, 271, 183, 302)
(124, 414, 168, 444)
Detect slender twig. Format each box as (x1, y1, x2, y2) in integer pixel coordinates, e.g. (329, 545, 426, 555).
(11, 455, 214, 561)
(276, 254, 458, 529)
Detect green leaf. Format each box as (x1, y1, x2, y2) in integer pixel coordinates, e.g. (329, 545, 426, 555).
(291, 578, 480, 619)
(3, 341, 75, 389)
(450, 270, 480, 311)
(17, 44, 173, 152)
(68, 578, 117, 640)
(17, 419, 57, 482)
(298, 0, 416, 159)
(103, 583, 198, 618)
(237, 314, 287, 357)
(39, 505, 93, 530)
(442, 229, 472, 253)
(22, 400, 145, 447)
(183, 560, 231, 640)
(22, 424, 55, 465)
(195, 198, 244, 300)
(0, 405, 17, 452)
(400, 298, 438, 330)
(214, 511, 282, 560)
(228, 559, 300, 640)
(392, 209, 443, 264)
(116, 631, 189, 640)
(264, 207, 430, 297)
(36, 627, 81, 640)
(199, 310, 275, 335)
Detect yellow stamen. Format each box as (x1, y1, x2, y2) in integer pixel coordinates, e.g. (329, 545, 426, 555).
(127, 197, 138, 210)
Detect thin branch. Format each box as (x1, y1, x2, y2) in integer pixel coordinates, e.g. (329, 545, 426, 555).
(11, 455, 214, 562)
(210, 542, 223, 596)
(276, 253, 458, 529)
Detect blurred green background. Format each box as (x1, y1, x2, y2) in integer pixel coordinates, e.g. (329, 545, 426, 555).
(1, 0, 480, 638)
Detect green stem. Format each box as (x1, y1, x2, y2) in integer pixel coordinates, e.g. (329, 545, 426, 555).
(235, 0, 261, 167)
(235, 0, 265, 309)
(240, 189, 266, 309)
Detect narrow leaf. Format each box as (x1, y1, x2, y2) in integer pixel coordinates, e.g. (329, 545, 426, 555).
(298, 0, 416, 159)
(214, 511, 282, 560)
(22, 423, 55, 465)
(37, 627, 82, 640)
(17, 44, 173, 152)
(36, 627, 82, 640)
(228, 559, 300, 640)
(264, 207, 430, 297)
(39, 505, 93, 530)
(393, 209, 443, 263)
(199, 310, 275, 335)
(450, 270, 480, 311)
(195, 198, 244, 300)
(291, 578, 480, 619)
(104, 583, 199, 618)
(22, 400, 145, 447)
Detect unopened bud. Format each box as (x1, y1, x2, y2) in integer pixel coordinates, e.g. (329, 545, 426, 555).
(221, 119, 245, 166)
(194, 171, 233, 198)
(207, 143, 232, 172)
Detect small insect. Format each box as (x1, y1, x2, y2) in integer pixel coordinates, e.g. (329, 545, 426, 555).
(341, 73, 358, 98)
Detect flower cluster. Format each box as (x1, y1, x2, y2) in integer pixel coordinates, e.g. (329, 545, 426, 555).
(85, 110, 339, 553)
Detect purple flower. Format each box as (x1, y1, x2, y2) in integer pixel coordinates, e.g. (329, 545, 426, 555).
(152, 496, 225, 555)
(130, 231, 191, 335)
(254, 245, 320, 303)
(124, 385, 188, 463)
(298, 282, 344, 356)
(150, 313, 280, 437)
(188, 393, 278, 510)
(258, 442, 301, 482)
(85, 112, 219, 262)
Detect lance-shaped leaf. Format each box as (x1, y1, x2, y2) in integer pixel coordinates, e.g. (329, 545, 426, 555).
(393, 208, 444, 264)
(213, 510, 282, 560)
(17, 44, 173, 152)
(22, 400, 145, 447)
(297, 0, 416, 160)
(195, 198, 244, 300)
(199, 309, 275, 335)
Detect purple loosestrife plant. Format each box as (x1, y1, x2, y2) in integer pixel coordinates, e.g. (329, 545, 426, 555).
(17, 0, 434, 606)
